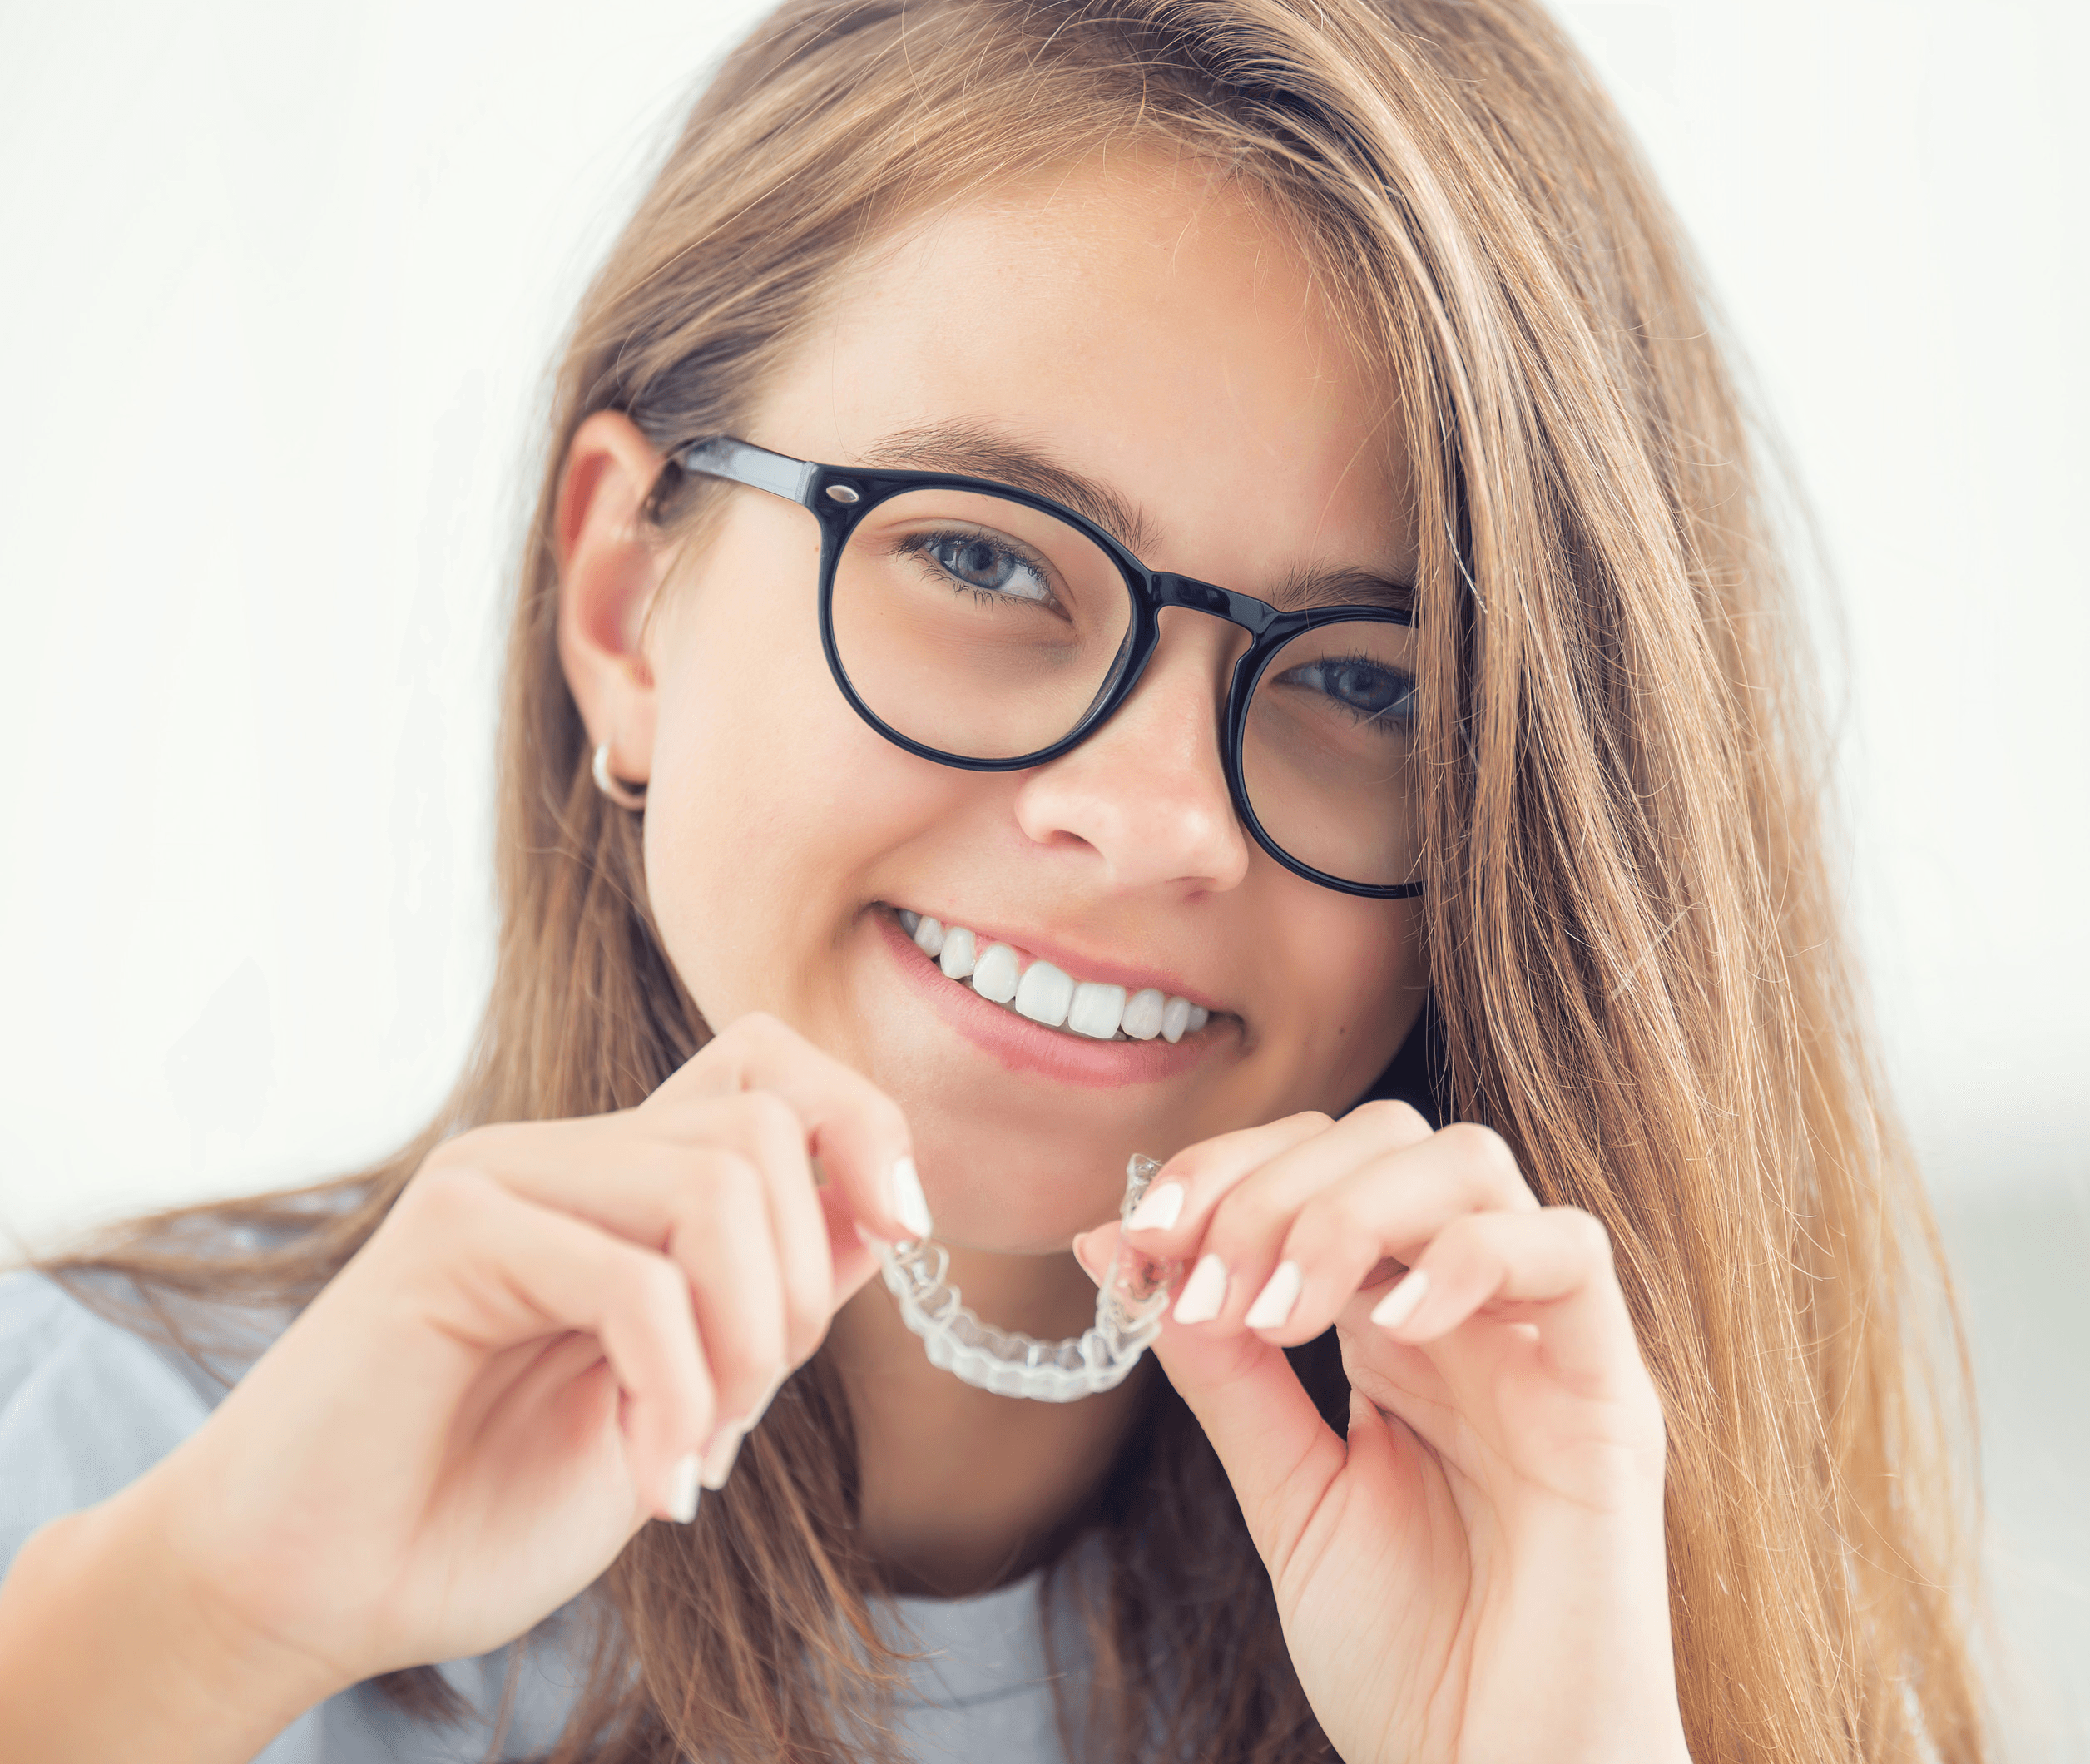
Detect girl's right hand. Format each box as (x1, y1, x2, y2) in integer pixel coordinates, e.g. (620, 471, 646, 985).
(106, 1011, 922, 1710)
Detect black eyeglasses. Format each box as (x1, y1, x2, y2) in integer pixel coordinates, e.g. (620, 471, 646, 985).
(671, 436, 1424, 899)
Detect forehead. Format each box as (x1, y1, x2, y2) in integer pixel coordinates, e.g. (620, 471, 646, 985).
(749, 146, 1417, 592)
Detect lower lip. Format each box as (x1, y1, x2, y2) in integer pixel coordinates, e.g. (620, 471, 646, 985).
(873, 910, 1225, 1088)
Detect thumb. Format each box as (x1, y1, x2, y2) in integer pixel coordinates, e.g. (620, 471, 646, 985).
(1076, 1220, 1346, 1571)
(820, 1185, 883, 1307)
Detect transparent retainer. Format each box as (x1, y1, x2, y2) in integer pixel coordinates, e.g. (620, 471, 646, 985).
(874, 1154, 1185, 1401)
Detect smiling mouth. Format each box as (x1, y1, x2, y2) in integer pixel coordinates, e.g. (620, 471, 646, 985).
(891, 907, 1218, 1044)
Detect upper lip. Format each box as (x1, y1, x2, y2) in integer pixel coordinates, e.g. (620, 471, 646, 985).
(894, 904, 1229, 1015)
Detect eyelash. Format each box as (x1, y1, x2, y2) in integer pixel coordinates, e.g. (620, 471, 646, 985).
(1290, 654, 1417, 724)
(896, 528, 1062, 607)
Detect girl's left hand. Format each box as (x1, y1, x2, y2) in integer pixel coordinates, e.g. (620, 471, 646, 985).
(1072, 1104, 1691, 1764)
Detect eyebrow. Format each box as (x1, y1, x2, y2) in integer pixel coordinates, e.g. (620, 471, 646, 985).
(858, 421, 1164, 555)
(854, 420, 1414, 616)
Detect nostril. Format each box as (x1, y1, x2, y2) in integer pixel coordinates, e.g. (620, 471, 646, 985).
(1014, 771, 1249, 894)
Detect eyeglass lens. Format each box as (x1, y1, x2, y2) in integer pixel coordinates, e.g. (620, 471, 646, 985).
(827, 487, 1422, 890)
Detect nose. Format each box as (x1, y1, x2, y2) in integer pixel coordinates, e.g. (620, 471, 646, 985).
(1011, 609, 1252, 894)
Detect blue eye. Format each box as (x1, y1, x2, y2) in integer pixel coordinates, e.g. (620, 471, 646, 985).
(1281, 653, 1417, 725)
(920, 530, 1052, 602)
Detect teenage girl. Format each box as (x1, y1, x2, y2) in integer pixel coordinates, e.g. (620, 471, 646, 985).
(0, 2, 1988, 1761)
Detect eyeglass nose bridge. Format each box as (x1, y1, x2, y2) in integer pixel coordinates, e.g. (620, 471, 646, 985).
(1111, 573, 1281, 774)
(1146, 572, 1285, 638)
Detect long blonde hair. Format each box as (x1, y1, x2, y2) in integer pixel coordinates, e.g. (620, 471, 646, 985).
(46, 2, 1988, 1759)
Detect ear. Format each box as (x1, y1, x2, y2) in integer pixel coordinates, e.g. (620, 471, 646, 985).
(555, 410, 671, 786)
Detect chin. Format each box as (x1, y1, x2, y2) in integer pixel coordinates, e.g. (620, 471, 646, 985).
(906, 1119, 1133, 1254)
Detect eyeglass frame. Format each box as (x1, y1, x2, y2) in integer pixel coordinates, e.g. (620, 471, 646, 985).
(666, 434, 1426, 899)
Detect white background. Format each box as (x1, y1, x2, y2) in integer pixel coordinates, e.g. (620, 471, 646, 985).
(2, 0, 2083, 1750)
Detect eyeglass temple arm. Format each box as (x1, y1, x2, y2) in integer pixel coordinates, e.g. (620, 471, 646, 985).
(677, 436, 818, 508)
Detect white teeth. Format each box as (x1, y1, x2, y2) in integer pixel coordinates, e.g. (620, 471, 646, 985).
(1067, 981, 1127, 1040)
(938, 926, 976, 979)
(1121, 988, 1165, 1040)
(900, 909, 1214, 1043)
(1014, 960, 1074, 1028)
(970, 941, 1021, 1003)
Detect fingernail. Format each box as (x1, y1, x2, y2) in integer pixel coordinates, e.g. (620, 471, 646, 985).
(890, 1155, 933, 1241)
(667, 1452, 701, 1523)
(1172, 1253, 1229, 1325)
(1244, 1261, 1303, 1330)
(1125, 1181, 1184, 1232)
(1369, 1268, 1431, 1333)
(699, 1423, 747, 1492)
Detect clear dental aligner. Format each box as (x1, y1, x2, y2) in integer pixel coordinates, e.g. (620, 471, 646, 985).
(899, 909, 1211, 1043)
(875, 1155, 1185, 1401)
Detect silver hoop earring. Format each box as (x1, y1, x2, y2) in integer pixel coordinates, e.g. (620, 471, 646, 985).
(592, 742, 647, 810)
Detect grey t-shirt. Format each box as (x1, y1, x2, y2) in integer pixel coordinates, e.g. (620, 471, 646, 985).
(0, 1269, 1082, 1762)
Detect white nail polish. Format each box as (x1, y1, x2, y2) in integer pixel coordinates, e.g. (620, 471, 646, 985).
(699, 1423, 747, 1492)
(1369, 1268, 1431, 1333)
(1244, 1261, 1303, 1330)
(1172, 1253, 1229, 1325)
(667, 1452, 701, 1523)
(1124, 1181, 1184, 1232)
(890, 1155, 933, 1241)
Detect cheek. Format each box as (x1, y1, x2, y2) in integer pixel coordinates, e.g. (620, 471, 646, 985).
(1255, 892, 1426, 1104)
(1327, 901, 1426, 1035)
(635, 540, 969, 1018)
(638, 552, 854, 1001)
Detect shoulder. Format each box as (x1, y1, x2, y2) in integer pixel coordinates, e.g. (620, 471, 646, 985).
(0, 1266, 285, 1576)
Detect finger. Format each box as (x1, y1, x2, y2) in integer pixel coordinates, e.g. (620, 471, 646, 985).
(1077, 1218, 1347, 1573)
(661, 1150, 789, 1439)
(403, 1169, 716, 1521)
(663, 1092, 834, 1370)
(694, 1162, 894, 1490)
(442, 1114, 805, 1395)
(448, 1090, 840, 1369)
(656, 1011, 923, 1244)
(1372, 1207, 1638, 1391)
(820, 1183, 883, 1303)
(1218, 1120, 1542, 1348)
(1116, 1109, 1340, 1252)
(1159, 1109, 1509, 1341)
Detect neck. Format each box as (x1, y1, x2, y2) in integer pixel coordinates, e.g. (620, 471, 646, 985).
(823, 1243, 1156, 1599)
